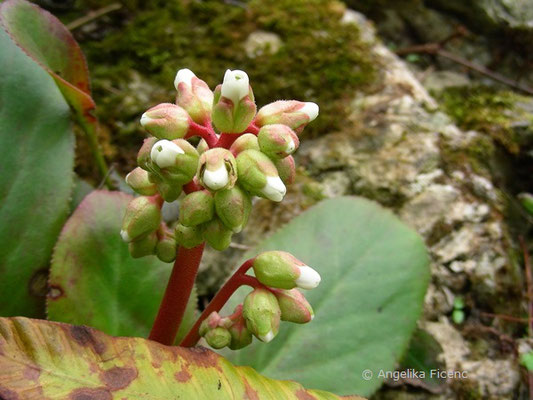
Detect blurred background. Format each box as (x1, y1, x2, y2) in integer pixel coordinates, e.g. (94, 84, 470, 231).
(32, 0, 533, 398)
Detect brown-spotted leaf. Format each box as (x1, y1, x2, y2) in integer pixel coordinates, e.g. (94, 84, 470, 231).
(0, 317, 364, 399)
(0, 0, 97, 128)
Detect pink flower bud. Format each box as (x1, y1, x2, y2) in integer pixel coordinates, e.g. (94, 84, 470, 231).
(174, 68, 214, 124)
(257, 124, 299, 159)
(271, 288, 314, 324)
(255, 100, 319, 133)
(140, 103, 191, 139)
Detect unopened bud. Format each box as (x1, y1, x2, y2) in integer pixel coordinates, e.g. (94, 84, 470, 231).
(150, 139, 199, 186)
(155, 229, 177, 263)
(227, 305, 253, 350)
(140, 103, 190, 140)
(271, 288, 314, 324)
(274, 156, 296, 185)
(212, 70, 257, 133)
(255, 100, 319, 133)
(179, 190, 215, 227)
(205, 327, 231, 349)
(258, 124, 299, 159)
(253, 251, 321, 290)
(137, 137, 158, 171)
(236, 150, 286, 202)
(214, 186, 252, 233)
(196, 138, 209, 155)
(174, 223, 204, 249)
(174, 68, 214, 124)
(243, 288, 281, 343)
(229, 133, 260, 157)
(202, 218, 233, 251)
(121, 196, 162, 243)
(150, 139, 184, 169)
(128, 231, 157, 258)
(198, 148, 237, 191)
(125, 167, 158, 196)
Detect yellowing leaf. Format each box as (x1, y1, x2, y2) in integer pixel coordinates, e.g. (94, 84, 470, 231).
(0, 317, 364, 399)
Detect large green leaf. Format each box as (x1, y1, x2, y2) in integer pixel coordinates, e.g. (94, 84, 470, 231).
(225, 197, 429, 397)
(0, 28, 74, 317)
(0, 317, 363, 399)
(47, 190, 196, 342)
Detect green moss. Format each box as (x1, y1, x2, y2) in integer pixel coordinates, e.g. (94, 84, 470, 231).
(437, 86, 524, 154)
(78, 0, 375, 157)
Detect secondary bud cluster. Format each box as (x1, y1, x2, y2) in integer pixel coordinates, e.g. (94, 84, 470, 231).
(200, 251, 320, 349)
(122, 68, 318, 259)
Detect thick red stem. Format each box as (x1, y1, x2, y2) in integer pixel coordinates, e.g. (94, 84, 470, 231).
(245, 121, 260, 135)
(183, 179, 202, 194)
(215, 132, 239, 149)
(187, 121, 218, 147)
(149, 244, 205, 345)
(180, 258, 260, 347)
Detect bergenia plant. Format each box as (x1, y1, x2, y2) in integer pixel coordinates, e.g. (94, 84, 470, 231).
(121, 68, 321, 349)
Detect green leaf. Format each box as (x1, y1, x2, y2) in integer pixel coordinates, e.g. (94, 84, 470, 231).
(225, 196, 430, 397)
(0, 317, 363, 399)
(47, 190, 196, 342)
(0, 28, 74, 317)
(398, 328, 446, 392)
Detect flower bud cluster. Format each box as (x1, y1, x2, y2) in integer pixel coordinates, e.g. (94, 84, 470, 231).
(200, 251, 320, 349)
(122, 68, 318, 259)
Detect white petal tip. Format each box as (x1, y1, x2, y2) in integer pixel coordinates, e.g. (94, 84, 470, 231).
(140, 113, 151, 126)
(259, 330, 275, 343)
(286, 138, 296, 154)
(262, 176, 286, 202)
(150, 139, 184, 169)
(120, 230, 131, 242)
(203, 165, 229, 191)
(174, 68, 196, 89)
(301, 102, 319, 121)
(295, 265, 321, 289)
(221, 69, 250, 103)
(310, 314, 315, 321)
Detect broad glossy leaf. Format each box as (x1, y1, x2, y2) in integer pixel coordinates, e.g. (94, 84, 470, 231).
(0, 0, 100, 165)
(0, 317, 363, 399)
(0, 29, 74, 317)
(47, 190, 196, 342)
(225, 197, 429, 397)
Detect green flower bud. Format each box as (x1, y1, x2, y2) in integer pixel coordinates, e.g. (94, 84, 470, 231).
(205, 327, 231, 349)
(199, 311, 224, 336)
(255, 100, 319, 134)
(258, 124, 299, 159)
(155, 181, 182, 203)
(243, 288, 281, 343)
(179, 190, 215, 227)
(253, 251, 321, 290)
(212, 70, 257, 133)
(214, 186, 252, 233)
(174, 69, 214, 125)
(274, 156, 296, 185)
(229, 133, 260, 157)
(202, 218, 232, 251)
(140, 103, 191, 140)
(128, 231, 157, 258)
(227, 305, 253, 350)
(137, 137, 159, 171)
(150, 139, 199, 185)
(174, 223, 204, 249)
(155, 229, 177, 263)
(121, 196, 162, 243)
(196, 138, 209, 155)
(236, 149, 286, 202)
(125, 167, 158, 196)
(198, 148, 237, 192)
(271, 288, 314, 324)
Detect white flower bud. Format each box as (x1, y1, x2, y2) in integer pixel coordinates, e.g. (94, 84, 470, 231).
(261, 176, 286, 202)
(174, 68, 196, 89)
(300, 102, 319, 121)
(295, 265, 321, 290)
(221, 69, 249, 104)
(150, 139, 184, 169)
(203, 165, 230, 191)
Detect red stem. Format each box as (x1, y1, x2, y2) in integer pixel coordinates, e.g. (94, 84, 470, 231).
(246, 121, 260, 135)
(180, 258, 260, 347)
(187, 121, 218, 147)
(215, 132, 239, 149)
(149, 244, 205, 345)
